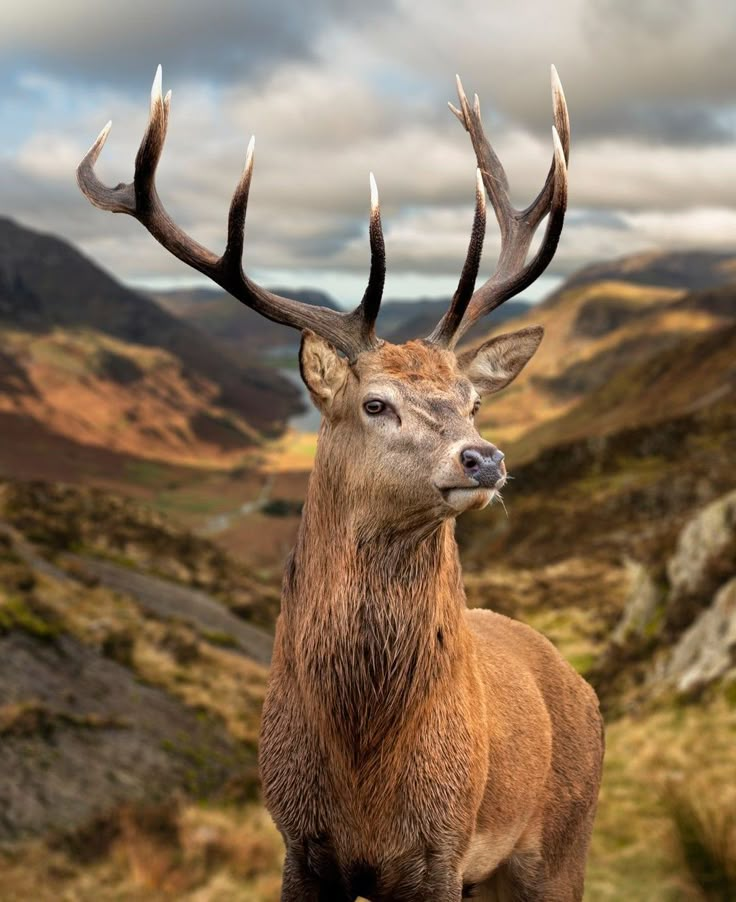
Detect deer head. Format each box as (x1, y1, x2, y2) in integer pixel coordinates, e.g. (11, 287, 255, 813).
(77, 67, 568, 524)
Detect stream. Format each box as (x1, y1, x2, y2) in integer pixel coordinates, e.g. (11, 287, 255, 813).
(277, 366, 322, 432)
(201, 367, 318, 535)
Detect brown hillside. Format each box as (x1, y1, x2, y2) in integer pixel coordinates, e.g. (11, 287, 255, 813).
(473, 263, 735, 449)
(0, 217, 301, 443)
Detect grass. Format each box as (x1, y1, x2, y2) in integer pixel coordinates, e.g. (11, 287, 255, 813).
(666, 782, 736, 900)
(0, 594, 60, 640)
(0, 801, 284, 901)
(201, 628, 239, 649)
(585, 696, 736, 901)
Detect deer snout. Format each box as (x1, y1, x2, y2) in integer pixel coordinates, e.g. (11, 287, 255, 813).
(459, 443, 506, 488)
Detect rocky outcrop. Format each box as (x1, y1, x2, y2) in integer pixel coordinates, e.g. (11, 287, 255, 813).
(0, 631, 243, 840)
(594, 489, 736, 707)
(665, 489, 736, 634)
(662, 577, 736, 697)
(609, 560, 665, 648)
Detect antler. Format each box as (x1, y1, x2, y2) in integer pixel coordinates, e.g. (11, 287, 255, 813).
(77, 66, 386, 361)
(427, 66, 569, 348)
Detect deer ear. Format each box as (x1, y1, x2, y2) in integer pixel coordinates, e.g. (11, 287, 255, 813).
(299, 330, 349, 415)
(458, 326, 543, 396)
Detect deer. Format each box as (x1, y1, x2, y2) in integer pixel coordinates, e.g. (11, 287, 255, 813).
(78, 65, 604, 902)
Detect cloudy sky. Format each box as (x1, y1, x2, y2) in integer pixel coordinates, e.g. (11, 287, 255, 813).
(1, 0, 735, 306)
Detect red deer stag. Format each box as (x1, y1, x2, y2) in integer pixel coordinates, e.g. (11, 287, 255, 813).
(78, 65, 604, 902)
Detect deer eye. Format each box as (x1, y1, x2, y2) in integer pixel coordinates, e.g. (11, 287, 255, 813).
(472, 399, 481, 417)
(364, 399, 387, 416)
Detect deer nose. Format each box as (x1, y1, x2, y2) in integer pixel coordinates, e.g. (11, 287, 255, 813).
(459, 443, 506, 487)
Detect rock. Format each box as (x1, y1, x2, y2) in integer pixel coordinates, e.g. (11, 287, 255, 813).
(665, 489, 736, 633)
(0, 630, 246, 840)
(663, 577, 736, 696)
(610, 559, 665, 648)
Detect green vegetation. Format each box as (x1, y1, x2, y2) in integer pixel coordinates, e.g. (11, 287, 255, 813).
(201, 629, 239, 649)
(0, 595, 60, 640)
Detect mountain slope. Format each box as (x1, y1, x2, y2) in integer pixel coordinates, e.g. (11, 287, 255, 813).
(547, 249, 736, 298)
(153, 286, 340, 358)
(153, 287, 532, 357)
(0, 218, 301, 452)
(470, 249, 736, 449)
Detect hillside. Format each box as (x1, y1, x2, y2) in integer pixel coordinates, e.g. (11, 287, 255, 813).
(471, 249, 736, 451)
(153, 286, 340, 360)
(0, 478, 283, 894)
(1, 248, 735, 900)
(552, 249, 736, 296)
(153, 286, 532, 358)
(0, 218, 301, 468)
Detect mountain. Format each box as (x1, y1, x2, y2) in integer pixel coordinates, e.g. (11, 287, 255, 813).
(0, 218, 302, 471)
(379, 298, 532, 345)
(470, 248, 736, 452)
(153, 286, 340, 358)
(546, 249, 736, 298)
(152, 287, 532, 357)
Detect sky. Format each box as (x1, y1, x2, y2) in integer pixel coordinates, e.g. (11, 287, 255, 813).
(1, 0, 735, 307)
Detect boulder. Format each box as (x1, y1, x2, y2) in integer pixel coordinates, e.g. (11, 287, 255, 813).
(663, 576, 736, 696)
(665, 489, 736, 633)
(610, 559, 665, 648)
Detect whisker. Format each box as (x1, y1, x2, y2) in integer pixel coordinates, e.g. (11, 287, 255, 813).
(495, 491, 509, 519)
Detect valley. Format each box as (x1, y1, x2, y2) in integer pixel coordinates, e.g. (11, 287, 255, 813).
(0, 225, 734, 900)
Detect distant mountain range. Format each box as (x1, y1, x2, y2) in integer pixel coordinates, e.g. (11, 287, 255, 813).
(1, 213, 735, 489)
(152, 287, 532, 356)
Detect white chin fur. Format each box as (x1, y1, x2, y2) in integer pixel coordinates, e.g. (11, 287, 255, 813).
(443, 487, 494, 512)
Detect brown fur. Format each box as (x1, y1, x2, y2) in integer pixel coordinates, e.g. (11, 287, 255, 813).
(260, 337, 604, 901)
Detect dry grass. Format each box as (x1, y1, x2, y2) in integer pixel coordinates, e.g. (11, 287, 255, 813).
(23, 567, 269, 745)
(585, 697, 736, 901)
(0, 801, 284, 901)
(666, 779, 736, 900)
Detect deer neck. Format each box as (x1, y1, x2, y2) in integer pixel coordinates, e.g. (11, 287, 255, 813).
(281, 454, 469, 756)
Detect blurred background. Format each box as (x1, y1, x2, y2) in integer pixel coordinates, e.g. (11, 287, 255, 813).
(0, 1, 734, 899)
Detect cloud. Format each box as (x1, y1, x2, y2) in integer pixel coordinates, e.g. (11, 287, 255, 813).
(0, 0, 395, 86)
(0, 0, 734, 306)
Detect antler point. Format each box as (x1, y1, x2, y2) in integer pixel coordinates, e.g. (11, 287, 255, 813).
(369, 171, 379, 209)
(551, 125, 566, 166)
(152, 65, 163, 101)
(242, 135, 255, 178)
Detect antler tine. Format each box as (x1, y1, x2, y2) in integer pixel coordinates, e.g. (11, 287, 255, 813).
(522, 64, 570, 228)
(478, 125, 567, 314)
(428, 69, 569, 347)
(426, 168, 487, 347)
(77, 67, 384, 362)
(356, 172, 386, 339)
(222, 135, 255, 272)
(453, 74, 513, 235)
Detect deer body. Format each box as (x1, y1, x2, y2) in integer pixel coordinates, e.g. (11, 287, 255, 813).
(78, 64, 604, 901)
(259, 343, 603, 901)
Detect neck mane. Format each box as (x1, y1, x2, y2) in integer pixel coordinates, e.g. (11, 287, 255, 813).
(281, 447, 468, 761)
